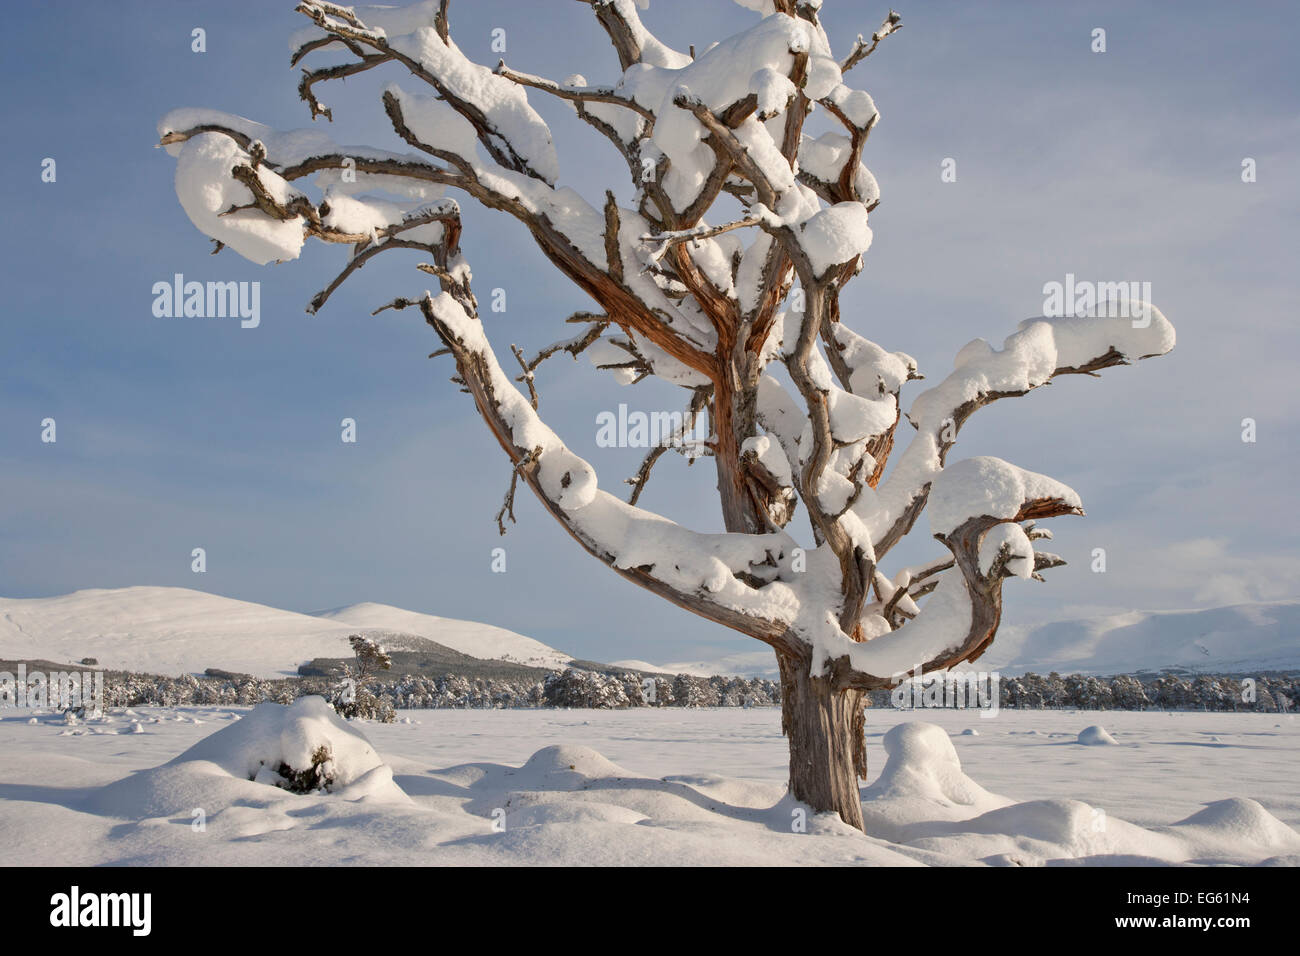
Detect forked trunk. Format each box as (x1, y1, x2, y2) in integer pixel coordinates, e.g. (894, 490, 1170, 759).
(777, 651, 868, 832)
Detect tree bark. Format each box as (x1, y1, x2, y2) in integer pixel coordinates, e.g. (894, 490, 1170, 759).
(710, 347, 768, 536)
(777, 650, 868, 832)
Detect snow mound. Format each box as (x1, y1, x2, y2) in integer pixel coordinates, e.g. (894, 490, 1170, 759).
(860, 723, 1012, 840)
(1077, 725, 1118, 746)
(940, 795, 1300, 866)
(515, 745, 630, 789)
(438, 744, 916, 864)
(502, 801, 650, 828)
(1164, 798, 1300, 860)
(171, 696, 385, 787)
(93, 697, 407, 819)
(10, 709, 1298, 866)
(855, 724, 1299, 865)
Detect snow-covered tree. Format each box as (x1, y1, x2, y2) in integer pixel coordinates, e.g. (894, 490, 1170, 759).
(155, 0, 1174, 830)
(346, 634, 392, 683)
(331, 634, 394, 720)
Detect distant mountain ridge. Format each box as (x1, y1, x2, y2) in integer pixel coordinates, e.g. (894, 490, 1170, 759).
(0, 587, 573, 679)
(981, 601, 1300, 676)
(611, 651, 781, 680)
(3, 588, 1294, 682)
(624, 601, 1300, 679)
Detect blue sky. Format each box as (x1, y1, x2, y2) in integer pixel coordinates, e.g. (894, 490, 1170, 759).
(1, 0, 1297, 664)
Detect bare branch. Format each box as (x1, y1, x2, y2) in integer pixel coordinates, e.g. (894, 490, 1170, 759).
(522, 316, 610, 373)
(841, 10, 903, 74)
(496, 445, 540, 534)
(298, 52, 393, 122)
(307, 202, 463, 313)
(435, 0, 450, 43)
(511, 344, 539, 410)
(625, 387, 713, 505)
(640, 216, 763, 263)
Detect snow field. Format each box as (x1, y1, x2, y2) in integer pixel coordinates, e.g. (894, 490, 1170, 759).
(2, 704, 1296, 866)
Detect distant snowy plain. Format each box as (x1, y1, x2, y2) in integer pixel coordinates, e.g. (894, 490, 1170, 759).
(2, 705, 1296, 866)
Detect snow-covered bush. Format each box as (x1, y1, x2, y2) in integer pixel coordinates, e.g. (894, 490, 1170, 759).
(181, 696, 390, 795)
(263, 744, 336, 793)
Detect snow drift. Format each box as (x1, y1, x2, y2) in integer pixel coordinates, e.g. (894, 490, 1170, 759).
(853, 722, 1300, 865)
(63, 711, 1300, 866)
(94, 696, 408, 821)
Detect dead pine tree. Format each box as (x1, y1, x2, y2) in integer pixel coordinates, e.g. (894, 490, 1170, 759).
(155, 0, 1174, 831)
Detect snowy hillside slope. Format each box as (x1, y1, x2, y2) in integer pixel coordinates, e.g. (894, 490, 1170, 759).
(611, 651, 781, 679)
(0, 587, 360, 678)
(984, 601, 1300, 675)
(314, 603, 572, 669)
(0, 587, 572, 678)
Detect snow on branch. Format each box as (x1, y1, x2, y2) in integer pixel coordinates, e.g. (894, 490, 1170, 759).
(841, 10, 903, 74)
(865, 304, 1176, 560)
(927, 457, 1083, 538)
(819, 481, 1085, 687)
(576, 0, 694, 72)
(294, 0, 560, 184)
(493, 62, 655, 122)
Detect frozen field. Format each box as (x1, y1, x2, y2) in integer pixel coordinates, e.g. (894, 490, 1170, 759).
(1, 704, 1297, 866)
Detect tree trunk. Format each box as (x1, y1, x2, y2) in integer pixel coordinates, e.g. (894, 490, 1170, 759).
(777, 651, 868, 832)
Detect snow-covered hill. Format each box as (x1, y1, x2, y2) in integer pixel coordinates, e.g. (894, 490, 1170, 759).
(0, 587, 357, 678)
(982, 601, 1300, 675)
(5, 587, 1293, 681)
(611, 651, 780, 679)
(0, 587, 572, 678)
(314, 602, 572, 669)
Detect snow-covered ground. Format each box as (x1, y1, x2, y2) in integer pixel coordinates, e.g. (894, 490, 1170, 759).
(2, 704, 1296, 866)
